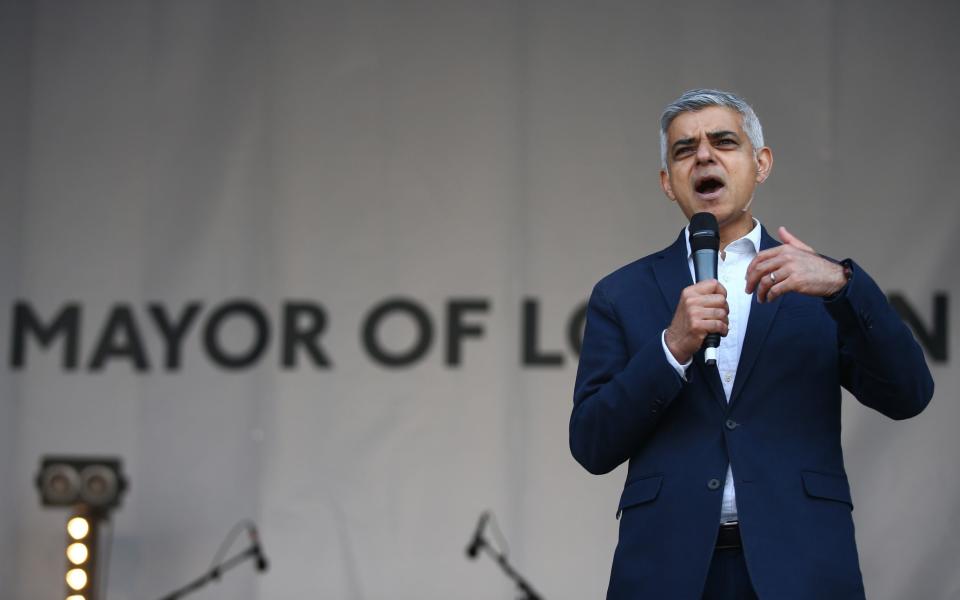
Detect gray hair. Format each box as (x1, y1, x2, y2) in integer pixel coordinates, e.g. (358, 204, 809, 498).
(659, 89, 764, 170)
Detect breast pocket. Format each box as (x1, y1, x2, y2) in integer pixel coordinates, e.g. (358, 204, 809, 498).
(616, 475, 663, 519)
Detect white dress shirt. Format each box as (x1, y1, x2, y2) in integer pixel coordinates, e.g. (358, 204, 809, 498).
(660, 219, 761, 523)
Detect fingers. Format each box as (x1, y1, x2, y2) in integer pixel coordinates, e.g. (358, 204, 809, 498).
(680, 286, 729, 320)
(748, 227, 814, 287)
(778, 226, 815, 253)
(688, 310, 729, 337)
(698, 320, 729, 337)
(755, 267, 803, 302)
(745, 254, 787, 294)
(690, 278, 727, 297)
(693, 305, 729, 322)
(667, 280, 732, 361)
(694, 293, 728, 308)
(682, 281, 727, 308)
(689, 297, 729, 335)
(755, 271, 779, 303)
(765, 280, 790, 303)
(746, 246, 785, 286)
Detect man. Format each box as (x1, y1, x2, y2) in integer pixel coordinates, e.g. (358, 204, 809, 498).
(569, 89, 933, 599)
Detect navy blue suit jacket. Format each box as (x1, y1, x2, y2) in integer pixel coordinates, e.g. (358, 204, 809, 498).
(570, 227, 933, 599)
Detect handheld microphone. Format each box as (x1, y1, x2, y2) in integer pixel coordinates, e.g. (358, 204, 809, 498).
(689, 212, 721, 366)
(465, 511, 490, 559)
(247, 524, 270, 572)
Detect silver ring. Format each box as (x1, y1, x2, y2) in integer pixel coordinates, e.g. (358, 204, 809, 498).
(769, 272, 777, 283)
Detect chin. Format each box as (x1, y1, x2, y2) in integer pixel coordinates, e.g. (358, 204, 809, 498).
(698, 207, 746, 230)
(691, 204, 731, 221)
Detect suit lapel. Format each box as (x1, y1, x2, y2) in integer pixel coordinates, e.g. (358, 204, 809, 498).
(729, 227, 783, 406)
(651, 231, 690, 315)
(652, 230, 726, 410)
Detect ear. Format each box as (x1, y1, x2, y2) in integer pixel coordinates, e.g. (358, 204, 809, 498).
(659, 169, 676, 201)
(754, 147, 773, 183)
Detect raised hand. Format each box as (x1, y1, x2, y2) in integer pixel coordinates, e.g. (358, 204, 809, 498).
(745, 226, 847, 303)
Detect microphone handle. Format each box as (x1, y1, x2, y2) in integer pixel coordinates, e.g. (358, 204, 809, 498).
(703, 332, 720, 364)
(692, 248, 720, 365)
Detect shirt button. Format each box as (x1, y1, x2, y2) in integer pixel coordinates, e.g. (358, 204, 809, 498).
(707, 478, 722, 490)
(724, 372, 733, 383)
(725, 419, 739, 430)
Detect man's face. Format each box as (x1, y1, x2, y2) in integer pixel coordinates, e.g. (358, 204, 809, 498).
(659, 105, 772, 232)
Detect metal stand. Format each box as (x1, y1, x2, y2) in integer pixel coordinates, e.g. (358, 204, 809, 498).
(478, 542, 544, 600)
(156, 544, 261, 600)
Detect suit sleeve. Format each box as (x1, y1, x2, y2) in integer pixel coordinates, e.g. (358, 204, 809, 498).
(824, 260, 934, 420)
(569, 283, 685, 475)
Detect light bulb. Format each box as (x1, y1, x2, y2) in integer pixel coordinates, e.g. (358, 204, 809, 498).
(66, 542, 88, 565)
(65, 567, 87, 590)
(67, 517, 89, 540)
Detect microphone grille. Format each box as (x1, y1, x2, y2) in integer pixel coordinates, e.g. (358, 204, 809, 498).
(689, 212, 719, 252)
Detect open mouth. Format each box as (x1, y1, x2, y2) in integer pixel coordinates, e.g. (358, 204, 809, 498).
(694, 175, 725, 197)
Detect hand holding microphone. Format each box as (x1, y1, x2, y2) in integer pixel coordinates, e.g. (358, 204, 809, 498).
(664, 212, 729, 366)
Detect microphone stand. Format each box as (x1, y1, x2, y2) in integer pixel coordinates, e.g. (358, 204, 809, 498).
(156, 544, 262, 600)
(477, 541, 544, 600)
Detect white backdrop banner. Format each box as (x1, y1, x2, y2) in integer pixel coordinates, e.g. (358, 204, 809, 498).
(0, 1, 956, 599)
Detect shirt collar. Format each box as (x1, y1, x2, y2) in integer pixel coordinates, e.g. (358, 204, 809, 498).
(684, 218, 761, 259)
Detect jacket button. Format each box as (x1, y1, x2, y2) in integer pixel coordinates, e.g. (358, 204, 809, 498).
(725, 419, 739, 430)
(707, 478, 721, 490)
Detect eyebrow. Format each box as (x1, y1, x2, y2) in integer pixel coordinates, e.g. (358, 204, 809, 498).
(707, 130, 739, 141)
(671, 130, 741, 152)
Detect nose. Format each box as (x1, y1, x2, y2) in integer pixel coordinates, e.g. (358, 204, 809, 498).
(695, 139, 714, 164)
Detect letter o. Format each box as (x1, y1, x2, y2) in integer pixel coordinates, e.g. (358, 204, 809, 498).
(204, 301, 270, 369)
(362, 298, 433, 367)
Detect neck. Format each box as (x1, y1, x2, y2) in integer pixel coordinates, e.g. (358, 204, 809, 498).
(718, 212, 753, 251)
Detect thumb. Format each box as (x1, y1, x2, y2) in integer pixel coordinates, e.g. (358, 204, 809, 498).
(778, 226, 815, 252)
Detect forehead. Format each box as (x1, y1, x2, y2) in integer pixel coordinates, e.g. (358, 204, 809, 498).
(666, 105, 745, 142)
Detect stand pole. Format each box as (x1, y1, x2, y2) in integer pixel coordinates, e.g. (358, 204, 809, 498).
(480, 543, 544, 600)
(156, 545, 259, 600)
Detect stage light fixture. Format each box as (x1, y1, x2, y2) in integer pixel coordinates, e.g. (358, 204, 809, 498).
(39, 463, 81, 505)
(79, 465, 119, 507)
(37, 457, 127, 510)
(37, 456, 127, 600)
(64, 513, 97, 598)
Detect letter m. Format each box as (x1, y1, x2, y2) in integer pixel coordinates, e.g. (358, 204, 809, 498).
(10, 302, 80, 370)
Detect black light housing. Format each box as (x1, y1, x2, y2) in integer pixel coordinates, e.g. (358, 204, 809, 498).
(36, 456, 127, 511)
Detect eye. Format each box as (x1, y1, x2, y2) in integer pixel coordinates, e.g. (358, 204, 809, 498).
(674, 147, 694, 158)
(715, 139, 737, 147)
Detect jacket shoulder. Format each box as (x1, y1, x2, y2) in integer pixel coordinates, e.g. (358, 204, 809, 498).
(593, 248, 668, 300)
